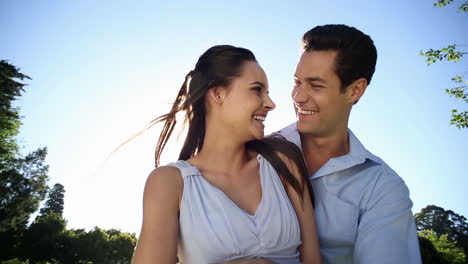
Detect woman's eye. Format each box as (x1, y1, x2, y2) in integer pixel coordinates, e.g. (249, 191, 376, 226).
(252, 87, 262, 92)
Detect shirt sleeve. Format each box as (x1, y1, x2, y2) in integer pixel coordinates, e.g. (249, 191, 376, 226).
(353, 165, 422, 264)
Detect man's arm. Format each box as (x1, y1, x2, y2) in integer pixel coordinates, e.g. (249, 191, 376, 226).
(353, 166, 421, 263)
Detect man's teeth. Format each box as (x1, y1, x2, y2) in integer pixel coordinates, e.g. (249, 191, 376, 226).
(297, 108, 318, 115)
(253, 115, 266, 121)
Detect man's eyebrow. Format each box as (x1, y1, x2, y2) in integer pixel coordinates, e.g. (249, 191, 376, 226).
(249, 81, 265, 87)
(293, 76, 326, 83)
(305, 77, 326, 83)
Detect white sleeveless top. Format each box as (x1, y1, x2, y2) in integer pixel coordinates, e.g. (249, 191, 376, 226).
(168, 154, 301, 264)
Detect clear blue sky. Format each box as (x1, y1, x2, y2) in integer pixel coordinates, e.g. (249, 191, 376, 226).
(2, 0, 467, 234)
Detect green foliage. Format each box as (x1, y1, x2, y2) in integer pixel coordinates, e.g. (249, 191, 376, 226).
(419, 2, 468, 129)
(434, 0, 455, 8)
(0, 259, 29, 264)
(20, 213, 66, 263)
(420, 44, 464, 65)
(451, 109, 468, 129)
(39, 183, 65, 217)
(461, 2, 468, 12)
(0, 148, 49, 232)
(419, 230, 467, 264)
(0, 60, 51, 262)
(0, 60, 29, 171)
(107, 229, 137, 263)
(0, 148, 49, 261)
(54, 228, 88, 264)
(15, 214, 137, 264)
(77, 227, 111, 263)
(53, 227, 137, 264)
(416, 205, 468, 263)
(434, 0, 468, 12)
(0, 60, 48, 234)
(418, 235, 445, 264)
(446, 75, 468, 128)
(415, 205, 468, 252)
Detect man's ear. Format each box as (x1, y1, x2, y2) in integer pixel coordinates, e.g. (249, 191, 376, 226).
(208, 86, 227, 105)
(348, 78, 368, 104)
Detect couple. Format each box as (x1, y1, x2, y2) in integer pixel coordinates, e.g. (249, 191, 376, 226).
(133, 24, 422, 264)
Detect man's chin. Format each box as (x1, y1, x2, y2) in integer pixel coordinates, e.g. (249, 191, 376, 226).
(296, 122, 315, 133)
(297, 124, 326, 138)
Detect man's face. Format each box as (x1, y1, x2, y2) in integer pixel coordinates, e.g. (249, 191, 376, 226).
(292, 50, 353, 137)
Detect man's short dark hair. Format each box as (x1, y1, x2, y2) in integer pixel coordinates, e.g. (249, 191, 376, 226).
(302, 24, 377, 93)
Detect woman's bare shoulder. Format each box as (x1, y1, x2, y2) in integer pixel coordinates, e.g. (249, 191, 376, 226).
(144, 165, 184, 199)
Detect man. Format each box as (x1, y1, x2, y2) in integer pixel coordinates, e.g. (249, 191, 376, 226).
(277, 24, 421, 263)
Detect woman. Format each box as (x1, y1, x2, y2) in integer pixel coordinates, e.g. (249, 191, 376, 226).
(132, 45, 321, 264)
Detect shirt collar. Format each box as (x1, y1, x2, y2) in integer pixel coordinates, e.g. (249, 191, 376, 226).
(278, 122, 382, 179)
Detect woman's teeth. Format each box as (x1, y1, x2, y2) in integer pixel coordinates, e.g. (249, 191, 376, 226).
(253, 115, 266, 121)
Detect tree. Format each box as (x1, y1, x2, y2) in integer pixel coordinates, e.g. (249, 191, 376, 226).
(0, 149, 50, 232)
(77, 227, 111, 263)
(419, 234, 445, 264)
(420, 1, 468, 129)
(0, 61, 49, 261)
(0, 60, 30, 167)
(55, 228, 86, 264)
(419, 229, 467, 264)
(39, 183, 65, 217)
(415, 205, 468, 253)
(52, 228, 137, 264)
(106, 229, 137, 263)
(0, 149, 50, 261)
(20, 213, 66, 263)
(20, 182, 66, 263)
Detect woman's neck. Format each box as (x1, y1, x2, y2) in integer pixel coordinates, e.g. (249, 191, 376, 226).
(188, 125, 255, 175)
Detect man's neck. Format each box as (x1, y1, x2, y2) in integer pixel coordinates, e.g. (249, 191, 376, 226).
(300, 129, 350, 176)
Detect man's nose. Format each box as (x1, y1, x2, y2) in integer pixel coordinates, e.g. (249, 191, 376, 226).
(292, 85, 307, 104)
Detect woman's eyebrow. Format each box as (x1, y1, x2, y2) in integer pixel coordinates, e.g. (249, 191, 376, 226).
(249, 81, 265, 87)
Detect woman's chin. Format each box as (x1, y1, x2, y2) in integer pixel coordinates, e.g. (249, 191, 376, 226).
(253, 130, 265, 140)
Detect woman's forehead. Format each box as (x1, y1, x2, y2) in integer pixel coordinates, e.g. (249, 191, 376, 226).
(238, 61, 268, 84)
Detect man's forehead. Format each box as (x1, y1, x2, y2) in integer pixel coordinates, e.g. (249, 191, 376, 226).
(295, 50, 337, 77)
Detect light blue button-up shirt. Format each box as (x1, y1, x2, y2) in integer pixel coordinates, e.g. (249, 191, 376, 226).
(277, 123, 422, 264)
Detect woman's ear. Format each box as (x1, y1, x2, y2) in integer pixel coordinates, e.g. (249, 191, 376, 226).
(208, 86, 227, 105)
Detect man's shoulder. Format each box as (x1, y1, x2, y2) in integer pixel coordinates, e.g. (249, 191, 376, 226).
(356, 147, 402, 184)
(275, 122, 297, 137)
(273, 122, 301, 147)
(347, 131, 405, 187)
(357, 152, 410, 202)
(371, 159, 404, 184)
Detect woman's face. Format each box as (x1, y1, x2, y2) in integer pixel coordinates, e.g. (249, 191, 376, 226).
(219, 61, 276, 141)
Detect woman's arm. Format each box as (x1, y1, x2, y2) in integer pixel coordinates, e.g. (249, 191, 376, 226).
(132, 166, 183, 264)
(279, 154, 322, 264)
